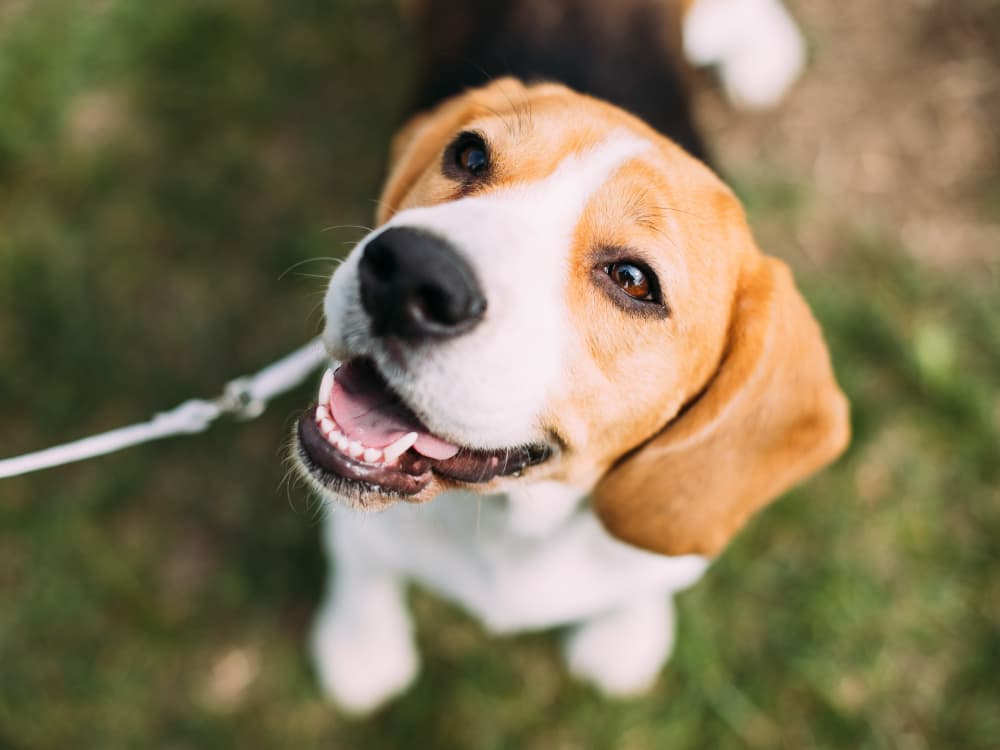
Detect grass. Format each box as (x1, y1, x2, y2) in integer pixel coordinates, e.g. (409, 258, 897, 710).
(1, 1, 998, 748)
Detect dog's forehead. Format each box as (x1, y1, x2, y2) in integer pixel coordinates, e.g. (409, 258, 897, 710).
(446, 90, 721, 244)
(382, 83, 727, 232)
(466, 91, 658, 186)
(481, 130, 653, 219)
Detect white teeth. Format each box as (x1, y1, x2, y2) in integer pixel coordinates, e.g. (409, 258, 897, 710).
(313, 405, 405, 466)
(383, 432, 419, 464)
(318, 368, 334, 406)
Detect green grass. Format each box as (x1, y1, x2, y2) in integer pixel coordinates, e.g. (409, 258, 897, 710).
(1, 2, 998, 748)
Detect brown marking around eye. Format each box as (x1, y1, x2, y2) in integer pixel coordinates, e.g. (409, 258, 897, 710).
(548, 142, 742, 484)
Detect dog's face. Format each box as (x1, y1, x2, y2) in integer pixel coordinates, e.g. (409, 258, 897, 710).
(295, 79, 849, 556)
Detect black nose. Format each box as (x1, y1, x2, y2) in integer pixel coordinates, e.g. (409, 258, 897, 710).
(359, 227, 486, 341)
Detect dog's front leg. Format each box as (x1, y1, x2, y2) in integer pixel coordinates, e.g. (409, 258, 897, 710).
(563, 595, 676, 697)
(310, 527, 418, 714)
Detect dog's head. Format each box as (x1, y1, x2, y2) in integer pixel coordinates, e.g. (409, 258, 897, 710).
(295, 78, 848, 556)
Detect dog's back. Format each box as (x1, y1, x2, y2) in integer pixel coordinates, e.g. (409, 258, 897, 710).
(404, 0, 709, 160)
(403, 0, 807, 162)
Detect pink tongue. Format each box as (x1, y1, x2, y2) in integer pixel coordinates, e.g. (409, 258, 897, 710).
(328, 361, 460, 461)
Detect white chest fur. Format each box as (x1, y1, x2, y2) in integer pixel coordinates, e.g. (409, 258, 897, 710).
(323, 483, 708, 633)
(312, 484, 710, 712)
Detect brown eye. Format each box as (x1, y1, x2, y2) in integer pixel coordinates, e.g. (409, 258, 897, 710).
(444, 132, 492, 183)
(606, 262, 651, 300)
(456, 138, 488, 174)
(594, 254, 667, 316)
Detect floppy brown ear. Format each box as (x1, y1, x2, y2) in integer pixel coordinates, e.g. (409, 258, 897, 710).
(592, 255, 850, 557)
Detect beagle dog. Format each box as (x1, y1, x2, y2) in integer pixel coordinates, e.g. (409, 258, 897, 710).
(293, 0, 847, 713)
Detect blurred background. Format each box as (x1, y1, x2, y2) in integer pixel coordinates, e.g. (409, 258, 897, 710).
(0, 0, 997, 747)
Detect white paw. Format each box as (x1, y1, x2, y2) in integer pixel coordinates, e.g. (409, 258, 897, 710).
(564, 599, 674, 697)
(684, 0, 806, 109)
(309, 589, 419, 714)
(717, 26, 805, 110)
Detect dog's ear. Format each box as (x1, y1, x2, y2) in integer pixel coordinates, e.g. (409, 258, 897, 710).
(592, 255, 849, 557)
(377, 78, 529, 225)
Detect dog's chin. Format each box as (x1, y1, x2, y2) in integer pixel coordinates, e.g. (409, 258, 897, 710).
(292, 357, 554, 510)
(293, 440, 438, 511)
(294, 414, 551, 510)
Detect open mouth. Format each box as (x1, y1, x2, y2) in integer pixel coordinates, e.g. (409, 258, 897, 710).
(296, 358, 551, 500)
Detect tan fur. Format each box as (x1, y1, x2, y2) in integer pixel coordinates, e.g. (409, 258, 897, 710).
(377, 79, 849, 557)
(591, 252, 850, 556)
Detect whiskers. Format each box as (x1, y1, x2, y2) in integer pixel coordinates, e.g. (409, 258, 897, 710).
(277, 256, 345, 281)
(279, 434, 334, 527)
(278, 223, 375, 281)
(320, 224, 375, 234)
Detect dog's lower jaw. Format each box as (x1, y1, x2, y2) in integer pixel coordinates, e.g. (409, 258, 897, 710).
(292, 442, 423, 512)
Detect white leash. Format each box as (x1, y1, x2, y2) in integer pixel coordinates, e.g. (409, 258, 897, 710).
(0, 338, 328, 480)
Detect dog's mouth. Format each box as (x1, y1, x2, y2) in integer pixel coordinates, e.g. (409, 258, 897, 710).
(295, 358, 551, 503)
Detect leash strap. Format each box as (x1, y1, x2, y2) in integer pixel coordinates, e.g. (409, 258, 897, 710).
(0, 338, 327, 480)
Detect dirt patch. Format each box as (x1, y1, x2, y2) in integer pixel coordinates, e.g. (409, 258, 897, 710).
(695, 0, 999, 275)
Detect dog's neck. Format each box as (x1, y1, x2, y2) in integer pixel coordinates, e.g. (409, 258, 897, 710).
(404, 0, 709, 163)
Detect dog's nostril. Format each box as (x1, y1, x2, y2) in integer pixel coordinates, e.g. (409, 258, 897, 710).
(368, 243, 397, 279)
(418, 284, 462, 326)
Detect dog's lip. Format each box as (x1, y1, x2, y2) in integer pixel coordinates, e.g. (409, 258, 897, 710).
(294, 355, 555, 497)
(296, 405, 554, 496)
(328, 358, 461, 460)
(298, 408, 433, 496)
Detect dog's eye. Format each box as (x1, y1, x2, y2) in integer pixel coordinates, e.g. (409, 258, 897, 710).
(457, 142, 488, 174)
(605, 262, 653, 301)
(593, 254, 667, 316)
(448, 132, 490, 177)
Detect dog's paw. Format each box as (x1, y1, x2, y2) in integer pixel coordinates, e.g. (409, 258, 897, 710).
(309, 589, 419, 714)
(564, 598, 674, 697)
(684, 0, 806, 110)
(717, 26, 805, 110)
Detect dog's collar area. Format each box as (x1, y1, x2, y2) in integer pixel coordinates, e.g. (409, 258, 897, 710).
(295, 358, 552, 498)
